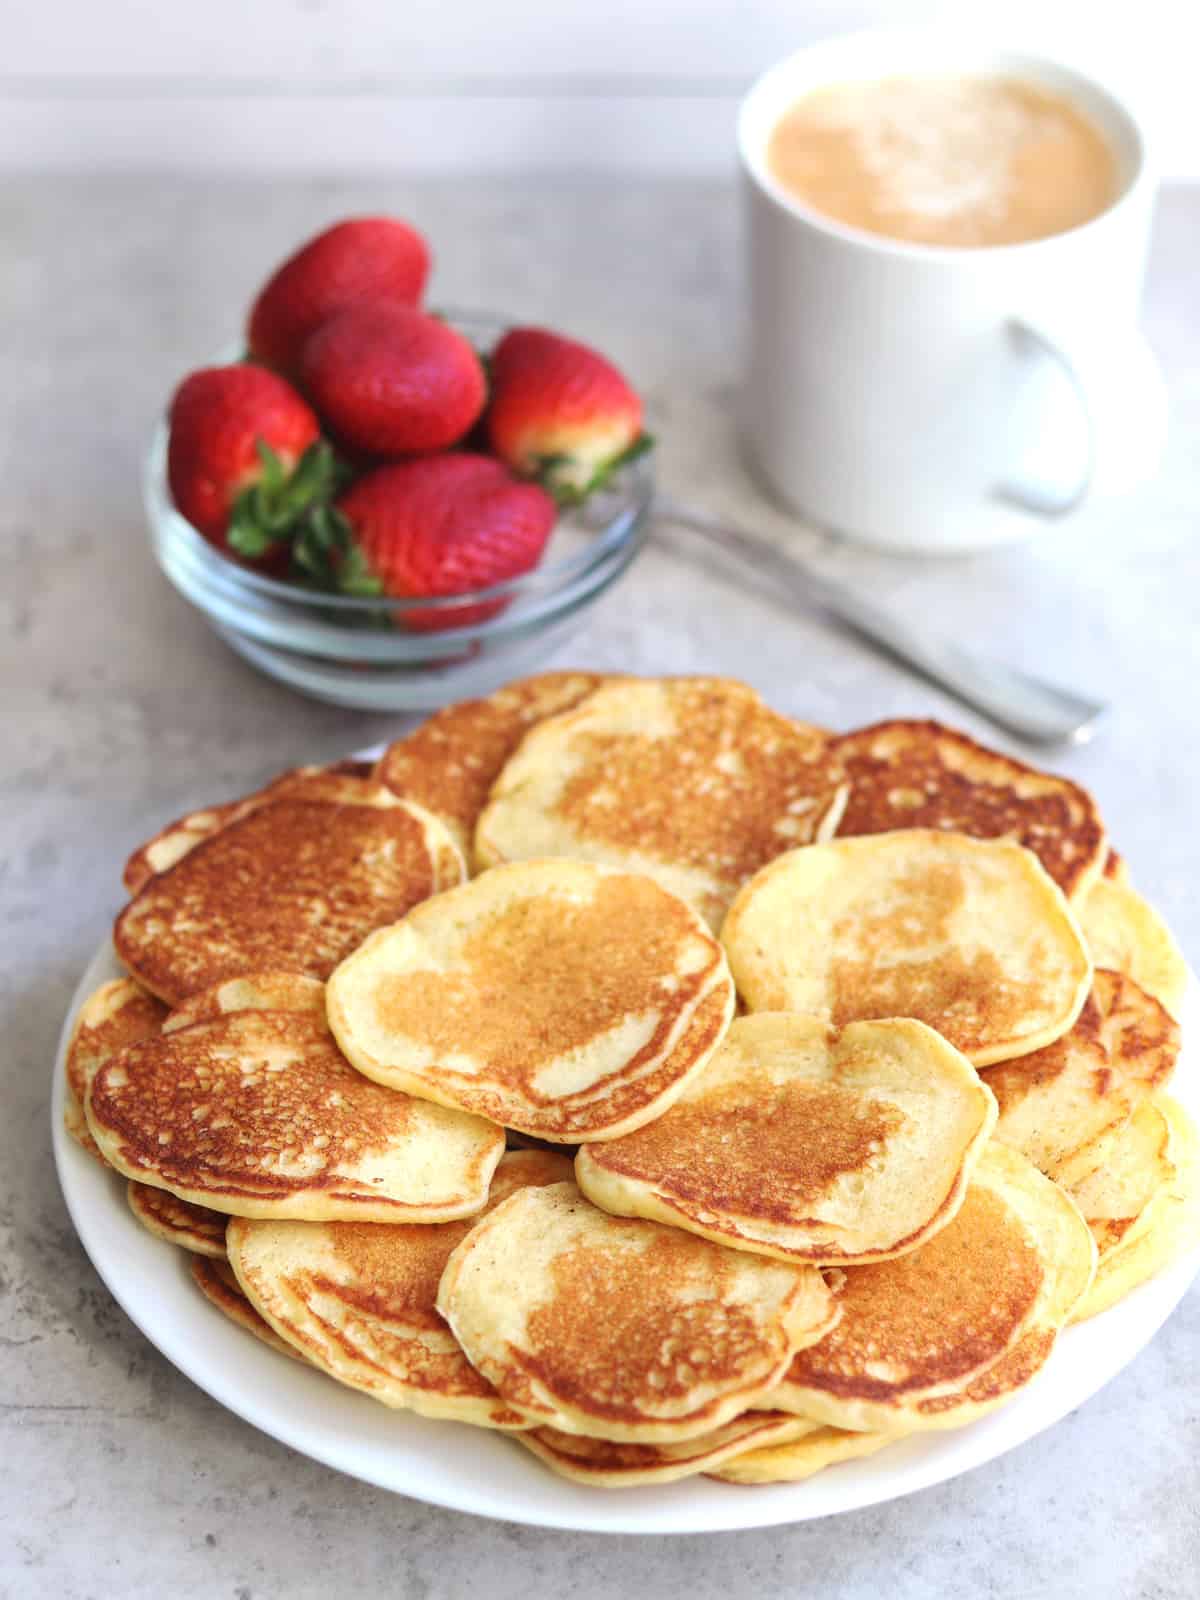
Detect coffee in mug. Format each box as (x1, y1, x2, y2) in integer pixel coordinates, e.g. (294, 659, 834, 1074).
(767, 74, 1118, 249)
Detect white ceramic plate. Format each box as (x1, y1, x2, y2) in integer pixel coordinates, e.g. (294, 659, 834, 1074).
(53, 942, 1199, 1535)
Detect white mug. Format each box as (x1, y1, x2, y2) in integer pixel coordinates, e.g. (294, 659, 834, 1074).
(738, 32, 1168, 553)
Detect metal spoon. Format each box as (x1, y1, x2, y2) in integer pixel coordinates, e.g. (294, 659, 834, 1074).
(655, 497, 1108, 748)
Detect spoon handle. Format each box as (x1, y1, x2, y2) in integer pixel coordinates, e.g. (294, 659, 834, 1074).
(655, 497, 1108, 747)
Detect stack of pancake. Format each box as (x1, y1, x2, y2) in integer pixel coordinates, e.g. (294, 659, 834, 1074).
(67, 673, 1196, 1491)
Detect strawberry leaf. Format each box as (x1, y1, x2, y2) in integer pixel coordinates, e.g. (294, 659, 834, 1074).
(537, 432, 656, 507)
(227, 439, 349, 559)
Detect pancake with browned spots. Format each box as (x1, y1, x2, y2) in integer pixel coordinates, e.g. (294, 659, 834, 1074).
(436, 1180, 838, 1443)
(127, 1181, 227, 1257)
(85, 986, 504, 1221)
(769, 1143, 1095, 1433)
(474, 677, 847, 930)
(164, 972, 327, 1033)
(830, 720, 1107, 900)
(227, 1149, 571, 1427)
(122, 760, 374, 894)
(63, 978, 169, 1160)
(983, 986, 1134, 1189)
(983, 969, 1180, 1188)
(1080, 878, 1188, 1021)
(1073, 1093, 1200, 1321)
(576, 1014, 995, 1264)
(723, 831, 1091, 1066)
(191, 1255, 305, 1361)
(708, 1424, 900, 1484)
(114, 782, 465, 1006)
(1068, 1098, 1177, 1257)
(518, 1412, 819, 1487)
(375, 672, 610, 860)
(328, 859, 736, 1143)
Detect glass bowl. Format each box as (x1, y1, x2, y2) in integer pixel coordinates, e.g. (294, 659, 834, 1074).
(144, 310, 654, 711)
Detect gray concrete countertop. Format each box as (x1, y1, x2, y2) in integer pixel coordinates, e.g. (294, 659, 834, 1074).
(2, 176, 1197, 1599)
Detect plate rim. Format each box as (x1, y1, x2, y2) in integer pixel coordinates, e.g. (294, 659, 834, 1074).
(53, 936, 1200, 1535)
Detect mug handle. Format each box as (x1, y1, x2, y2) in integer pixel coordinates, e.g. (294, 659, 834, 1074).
(996, 316, 1169, 517)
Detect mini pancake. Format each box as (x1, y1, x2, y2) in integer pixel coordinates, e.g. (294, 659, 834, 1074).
(114, 782, 465, 1006)
(127, 1181, 226, 1257)
(226, 1149, 571, 1429)
(85, 988, 504, 1221)
(474, 677, 848, 930)
(327, 859, 736, 1143)
(1080, 878, 1188, 1021)
(164, 971, 327, 1032)
(722, 831, 1091, 1067)
(769, 1143, 1095, 1434)
(1093, 969, 1180, 1094)
(517, 1412, 819, 1488)
(830, 720, 1107, 900)
(908, 1169, 1095, 1430)
(983, 969, 1179, 1188)
(1068, 1098, 1178, 1257)
(1073, 1094, 1200, 1321)
(63, 978, 169, 1160)
(983, 984, 1135, 1188)
(436, 1180, 839, 1443)
(576, 1014, 996, 1265)
(708, 1425, 899, 1485)
(375, 671, 609, 860)
(191, 1255, 305, 1361)
(122, 760, 374, 894)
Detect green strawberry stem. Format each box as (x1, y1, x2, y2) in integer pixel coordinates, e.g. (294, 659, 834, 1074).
(539, 431, 655, 507)
(227, 439, 352, 559)
(290, 503, 384, 597)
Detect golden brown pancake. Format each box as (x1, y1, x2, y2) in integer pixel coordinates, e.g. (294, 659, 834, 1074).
(1072, 1093, 1200, 1321)
(723, 830, 1092, 1066)
(114, 783, 464, 1006)
(831, 720, 1107, 900)
(164, 971, 327, 1032)
(769, 1143, 1095, 1432)
(708, 1424, 899, 1484)
(328, 859, 736, 1143)
(191, 1255, 306, 1361)
(983, 983, 1131, 1188)
(63, 978, 169, 1160)
(518, 1412, 819, 1487)
(227, 1149, 571, 1428)
(983, 969, 1179, 1188)
(576, 1014, 996, 1264)
(1092, 969, 1180, 1094)
(127, 1181, 227, 1257)
(85, 987, 504, 1221)
(1080, 878, 1188, 1021)
(122, 760, 374, 894)
(1069, 1098, 1177, 1256)
(474, 677, 848, 930)
(437, 1181, 839, 1443)
(375, 672, 610, 859)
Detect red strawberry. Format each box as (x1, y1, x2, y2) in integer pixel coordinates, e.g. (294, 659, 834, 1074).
(300, 303, 485, 458)
(167, 365, 334, 562)
(247, 217, 430, 376)
(295, 454, 556, 631)
(486, 327, 648, 501)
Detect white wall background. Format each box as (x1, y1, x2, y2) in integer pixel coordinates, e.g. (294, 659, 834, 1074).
(4, 0, 1198, 176)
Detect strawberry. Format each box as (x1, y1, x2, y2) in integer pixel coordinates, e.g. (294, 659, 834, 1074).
(299, 303, 486, 458)
(166, 365, 338, 563)
(485, 327, 649, 502)
(294, 454, 556, 631)
(247, 217, 430, 376)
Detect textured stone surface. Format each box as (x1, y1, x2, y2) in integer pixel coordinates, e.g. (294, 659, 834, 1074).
(1, 176, 1197, 1598)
